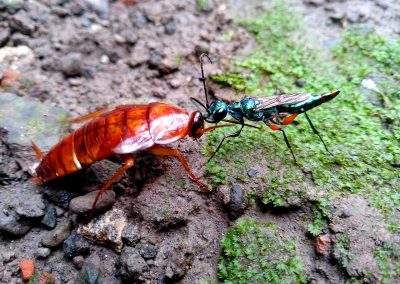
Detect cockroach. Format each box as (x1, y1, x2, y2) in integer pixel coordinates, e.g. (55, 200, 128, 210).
(32, 103, 239, 212)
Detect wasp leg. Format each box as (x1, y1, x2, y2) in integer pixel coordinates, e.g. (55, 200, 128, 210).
(89, 155, 135, 218)
(268, 125, 297, 163)
(148, 145, 210, 192)
(282, 113, 298, 125)
(69, 108, 110, 123)
(208, 121, 244, 162)
(304, 112, 333, 156)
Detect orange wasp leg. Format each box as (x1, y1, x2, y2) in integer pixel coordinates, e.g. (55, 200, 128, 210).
(148, 145, 211, 192)
(282, 113, 298, 125)
(69, 108, 110, 123)
(89, 155, 136, 217)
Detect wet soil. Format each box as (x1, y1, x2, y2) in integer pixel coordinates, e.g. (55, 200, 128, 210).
(0, 0, 399, 283)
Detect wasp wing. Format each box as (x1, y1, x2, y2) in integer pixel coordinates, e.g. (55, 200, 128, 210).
(254, 93, 313, 111)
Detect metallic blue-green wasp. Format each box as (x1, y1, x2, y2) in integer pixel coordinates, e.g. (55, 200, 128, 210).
(192, 54, 340, 162)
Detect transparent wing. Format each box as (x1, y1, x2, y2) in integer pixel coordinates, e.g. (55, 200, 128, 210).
(254, 93, 313, 111)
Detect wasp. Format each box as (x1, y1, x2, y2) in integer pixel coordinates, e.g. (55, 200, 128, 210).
(192, 54, 340, 162)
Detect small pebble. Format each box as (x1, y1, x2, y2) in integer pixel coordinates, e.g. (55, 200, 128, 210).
(164, 18, 176, 35)
(295, 78, 305, 87)
(72, 255, 85, 269)
(121, 223, 141, 246)
(36, 247, 51, 259)
(228, 184, 246, 220)
(139, 244, 157, 259)
(41, 204, 57, 229)
(63, 233, 90, 259)
(41, 220, 72, 248)
(61, 52, 82, 76)
(69, 190, 116, 215)
(100, 54, 110, 64)
(247, 168, 258, 178)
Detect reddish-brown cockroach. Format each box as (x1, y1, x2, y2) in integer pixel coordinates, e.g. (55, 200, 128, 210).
(32, 103, 236, 213)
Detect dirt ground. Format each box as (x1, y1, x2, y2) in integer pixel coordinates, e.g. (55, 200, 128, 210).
(0, 0, 399, 283)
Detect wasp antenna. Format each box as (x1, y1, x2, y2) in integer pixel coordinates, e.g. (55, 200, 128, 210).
(190, 97, 210, 114)
(199, 53, 213, 108)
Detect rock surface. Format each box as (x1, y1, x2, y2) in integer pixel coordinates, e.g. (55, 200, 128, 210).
(77, 208, 127, 252)
(63, 233, 90, 259)
(42, 220, 72, 248)
(119, 247, 149, 282)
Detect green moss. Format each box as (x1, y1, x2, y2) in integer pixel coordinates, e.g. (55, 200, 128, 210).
(308, 198, 330, 236)
(218, 219, 307, 283)
(335, 234, 352, 269)
(374, 244, 400, 283)
(205, 2, 399, 226)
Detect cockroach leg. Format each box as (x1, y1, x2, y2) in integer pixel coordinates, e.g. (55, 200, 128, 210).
(31, 141, 43, 160)
(89, 155, 136, 218)
(148, 145, 210, 191)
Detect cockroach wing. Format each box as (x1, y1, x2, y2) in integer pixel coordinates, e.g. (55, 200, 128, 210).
(113, 106, 154, 154)
(148, 103, 190, 144)
(254, 93, 313, 111)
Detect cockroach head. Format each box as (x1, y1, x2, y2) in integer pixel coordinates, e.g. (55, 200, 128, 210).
(188, 111, 205, 139)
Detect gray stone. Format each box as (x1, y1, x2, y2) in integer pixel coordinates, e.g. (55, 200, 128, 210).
(61, 52, 82, 76)
(15, 192, 46, 218)
(138, 244, 157, 259)
(84, 0, 109, 15)
(1, 0, 24, 14)
(0, 92, 69, 154)
(119, 247, 148, 281)
(63, 233, 90, 259)
(70, 2, 84, 16)
(0, 26, 10, 47)
(35, 247, 51, 259)
(74, 254, 101, 284)
(42, 220, 72, 248)
(72, 255, 85, 269)
(0, 211, 31, 236)
(121, 223, 140, 246)
(69, 190, 116, 215)
(130, 10, 147, 28)
(41, 204, 57, 229)
(295, 78, 306, 87)
(304, 0, 324, 6)
(164, 18, 176, 35)
(152, 87, 166, 99)
(247, 168, 258, 178)
(43, 188, 75, 209)
(9, 10, 36, 35)
(122, 30, 138, 45)
(228, 184, 245, 220)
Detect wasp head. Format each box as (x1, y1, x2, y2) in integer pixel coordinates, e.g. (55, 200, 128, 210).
(205, 101, 228, 123)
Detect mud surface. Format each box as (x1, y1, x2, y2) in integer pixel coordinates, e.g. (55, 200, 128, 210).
(0, 0, 399, 283)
